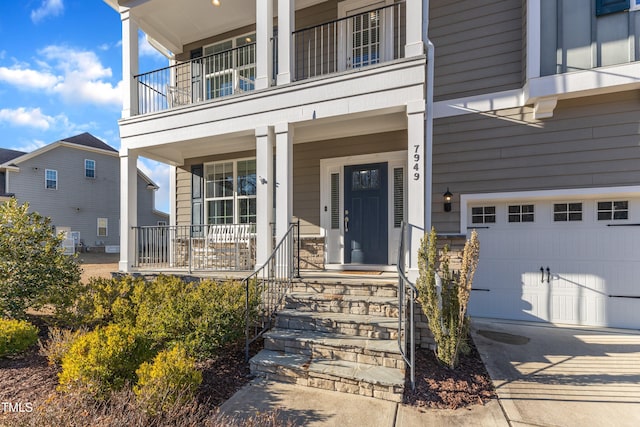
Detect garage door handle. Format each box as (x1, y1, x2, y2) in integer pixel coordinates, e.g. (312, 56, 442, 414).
(546, 267, 551, 284)
(540, 266, 544, 283)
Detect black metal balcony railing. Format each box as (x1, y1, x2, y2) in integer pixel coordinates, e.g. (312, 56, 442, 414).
(132, 2, 406, 115)
(135, 43, 256, 115)
(293, 2, 405, 81)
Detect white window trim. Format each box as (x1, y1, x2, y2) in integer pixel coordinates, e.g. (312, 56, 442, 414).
(85, 159, 96, 179)
(631, 0, 640, 11)
(507, 203, 536, 224)
(203, 157, 257, 225)
(596, 200, 630, 221)
(552, 202, 583, 223)
(97, 218, 108, 237)
(45, 169, 58, 190)
(460, 185, 640, 235)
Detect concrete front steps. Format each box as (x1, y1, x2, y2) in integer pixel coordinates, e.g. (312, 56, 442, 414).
(250, 278, 406, 402)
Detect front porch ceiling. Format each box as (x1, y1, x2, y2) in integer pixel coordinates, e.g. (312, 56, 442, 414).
(109, 0, 329, 55)
(136, 110, 408, 166)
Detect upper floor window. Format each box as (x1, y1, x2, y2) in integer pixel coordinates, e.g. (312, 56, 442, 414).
(85, 159, 95, 178)
(597, 201, 629, 220)
(202, 33, 256, 99)
(45, 169, 58, 190)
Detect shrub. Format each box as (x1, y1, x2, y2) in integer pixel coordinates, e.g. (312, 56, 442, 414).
(0, 318, 39, 357)
(73, 276, 140, 327)
(39, 327, 87, 366)
(134, 343, 202, 413)
(416, 228, 480, 369)
(132, 276, 254, 359)
(0, 199, 81, 318)
(58, 324, 153, 396)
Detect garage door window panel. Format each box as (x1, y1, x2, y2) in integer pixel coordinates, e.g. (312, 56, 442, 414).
(597, 201, 629, 220)
(554, 202, 582, 222)
(508, 204, 535, 223)
(471, 206, 496, 224)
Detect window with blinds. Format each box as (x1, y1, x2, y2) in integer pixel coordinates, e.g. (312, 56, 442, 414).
(393, 168, 404, 228)
(331, 173, 340, 229)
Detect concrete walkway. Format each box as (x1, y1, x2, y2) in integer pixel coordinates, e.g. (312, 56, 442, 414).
(471, 318, 640, 427)
(220, 378, 507, 427)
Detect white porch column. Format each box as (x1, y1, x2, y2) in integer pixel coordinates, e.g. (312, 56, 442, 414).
(119, 149, 138, 272)
(256, 126, 275, 267)
(256, 0, 273, 90)
(275, 123, 293, 241)
(407, 100, 426, 279)
(277, 0, 295, 85)
(121, 8, 139, 118)
(169, 165, 177, 266)
(405, 0, 424, 58)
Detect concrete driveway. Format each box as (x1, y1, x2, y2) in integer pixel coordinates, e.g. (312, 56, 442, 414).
(471, 318, 640, 427)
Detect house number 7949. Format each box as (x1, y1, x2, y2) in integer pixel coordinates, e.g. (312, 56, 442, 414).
(413, 145, 420, 181)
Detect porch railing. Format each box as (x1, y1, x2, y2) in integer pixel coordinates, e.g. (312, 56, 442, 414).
(293, 1, 406, 81)
(132, 223, 256, 272)
(245, 221, 299, 360)
(397, 221, 417, 390)
(134, 43, 256, 115)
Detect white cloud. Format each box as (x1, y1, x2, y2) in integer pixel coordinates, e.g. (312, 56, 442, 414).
(11, 139, 47, 153)
(138, 33, 167, 59)
(138, 158, 170, 214)
(0, 107, 55, 130)
(0, 45, 122, 108)
(31, 0, 64, 24)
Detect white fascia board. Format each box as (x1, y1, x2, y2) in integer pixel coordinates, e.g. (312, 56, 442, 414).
(459, 185, 640, 235)
(8, 142, 118, 166)
(525, 62, 640, 103)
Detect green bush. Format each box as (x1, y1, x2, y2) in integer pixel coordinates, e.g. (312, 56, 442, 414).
(0, 318, 39, 357)
(0, 199, 81, 318)
(73, 276, 140, 327)
(58, 324, 153, 396)
(134, 343, 202, 413)
(132, 276, 254, 359)
(39, 327, 87, 366)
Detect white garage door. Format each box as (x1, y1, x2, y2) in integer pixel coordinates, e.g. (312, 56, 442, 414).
(466, 194, 640, 329)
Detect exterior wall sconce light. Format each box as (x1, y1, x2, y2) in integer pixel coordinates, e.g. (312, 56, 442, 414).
(212, 0, 221, 6)
(443, 188, 453, 212)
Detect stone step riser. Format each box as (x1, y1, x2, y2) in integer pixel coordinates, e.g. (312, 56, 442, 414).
(275, 315, 398, 340)
(285, 298, 399, 318)
(250, 361, 403, 403)
(264, 337, 405, 370)
(291, 283, 398, 298)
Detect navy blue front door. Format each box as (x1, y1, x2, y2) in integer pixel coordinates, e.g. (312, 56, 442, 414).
(344, 163, 388, 264)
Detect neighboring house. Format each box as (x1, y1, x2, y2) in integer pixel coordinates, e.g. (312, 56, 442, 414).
(0, 133, 168, 252)
(106, 1, 640, 330)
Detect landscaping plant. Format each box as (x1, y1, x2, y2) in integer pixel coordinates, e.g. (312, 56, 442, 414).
(416, 227, 480, 369)
(0, 318, 39, 357)
(0, 199, 80, 318)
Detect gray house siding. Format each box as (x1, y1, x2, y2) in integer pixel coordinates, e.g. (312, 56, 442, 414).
(430, 0, 523, 101)
(432, 91, 640, 232)
(9, 146, 120, 247)
(137, 177, 168, 226)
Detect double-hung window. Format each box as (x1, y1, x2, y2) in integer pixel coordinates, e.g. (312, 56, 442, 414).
(85, 159, 95, 178)
(204, 159, 256, 224)
(97, 218, 108, 237)
(203, 33, 256, 100)
(45, 169, 58, 190)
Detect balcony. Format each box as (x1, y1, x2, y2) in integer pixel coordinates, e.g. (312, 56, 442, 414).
(132, 2, 406, 116)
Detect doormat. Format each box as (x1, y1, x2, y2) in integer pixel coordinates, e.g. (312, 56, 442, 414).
(339, 271, 383, 275)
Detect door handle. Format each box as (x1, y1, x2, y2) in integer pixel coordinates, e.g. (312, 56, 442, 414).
(344, 209, 349, 233)
(546, 267, 551, 284)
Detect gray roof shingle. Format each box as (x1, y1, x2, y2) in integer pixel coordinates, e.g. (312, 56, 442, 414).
(62, 133, 117, 152)
(0, 148, 27, 165)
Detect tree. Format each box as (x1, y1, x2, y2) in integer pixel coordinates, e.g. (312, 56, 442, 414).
(0, 199, 81, 318)
(416, 227, 480, 369)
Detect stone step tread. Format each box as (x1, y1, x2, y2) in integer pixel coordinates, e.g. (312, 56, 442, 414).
(264, 328, 401, 355)
(277, 309, 398, 327)
(287, 292, 398, 305)
(251, 350, 404, 388)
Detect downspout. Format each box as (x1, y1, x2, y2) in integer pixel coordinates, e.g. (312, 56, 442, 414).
(423, 1, 434, 233)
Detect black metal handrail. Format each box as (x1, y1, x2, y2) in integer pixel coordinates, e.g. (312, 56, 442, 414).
(244, 221, 299, 360)
(397, 221, 417, 390)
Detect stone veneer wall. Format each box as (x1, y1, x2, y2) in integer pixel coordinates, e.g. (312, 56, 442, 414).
(298, 237, 325, 270)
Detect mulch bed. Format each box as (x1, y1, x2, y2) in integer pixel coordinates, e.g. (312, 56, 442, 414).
(403, 337, 496, 409)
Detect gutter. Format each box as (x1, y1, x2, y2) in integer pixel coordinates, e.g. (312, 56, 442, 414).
(423, 1, 434, 232)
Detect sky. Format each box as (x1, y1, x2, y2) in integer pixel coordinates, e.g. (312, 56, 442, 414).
(0, 0, 171, 212)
